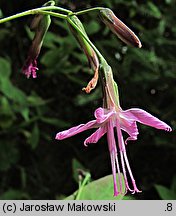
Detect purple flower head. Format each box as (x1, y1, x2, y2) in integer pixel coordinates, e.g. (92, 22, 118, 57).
(56, 105, 171, 196)
(22, 9, 51, 78)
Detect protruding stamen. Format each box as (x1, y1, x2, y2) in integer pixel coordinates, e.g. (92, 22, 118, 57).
(115, 153, 123, 194)
(120, 151, 133, 193)
(110, 152, 119, 196)
(107, 121, 119, 196)
(116, 117, 141, 194)
(131, 180, 142, 194)
(123, 149, 141, 193)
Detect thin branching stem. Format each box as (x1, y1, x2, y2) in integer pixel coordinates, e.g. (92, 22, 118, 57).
(74, 7, 105, 16)
(0, 6, 69, 24)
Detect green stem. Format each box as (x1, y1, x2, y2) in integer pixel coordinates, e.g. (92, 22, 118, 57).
(0, 6, 69, 24)
(75, 172, 91, 200)
(74, 7, 104, 16)
(38, 11, 67, 19)
(44, 6, 72, 13)
(67, 16, 106, 64)
(0, 6, 105, 24)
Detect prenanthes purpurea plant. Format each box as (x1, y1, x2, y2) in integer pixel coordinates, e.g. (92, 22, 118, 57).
(0, 0, 172, 197)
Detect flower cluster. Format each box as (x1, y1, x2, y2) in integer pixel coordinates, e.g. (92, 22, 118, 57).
(18, 2, 172, 196)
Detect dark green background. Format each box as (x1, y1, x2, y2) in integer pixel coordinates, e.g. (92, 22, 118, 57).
(0, 0, 175, 199)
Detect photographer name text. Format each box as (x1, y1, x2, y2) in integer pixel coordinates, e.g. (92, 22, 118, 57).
(19, 202, 116, 212)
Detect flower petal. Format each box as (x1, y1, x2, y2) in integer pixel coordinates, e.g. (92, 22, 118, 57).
(56, 107, 115, 141)
(55, 120, 96, 140)
(84, 127, 107, 146)
(120, 120, 139, 144)
(94, 107, 115, 124)
(119, 112, 139, 143)
(121, 108, 172, 131)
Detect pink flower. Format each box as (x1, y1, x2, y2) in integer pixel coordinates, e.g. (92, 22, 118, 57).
(56, 107, 171, 196)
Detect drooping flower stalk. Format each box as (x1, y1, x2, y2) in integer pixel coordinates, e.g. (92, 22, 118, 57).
(67, 15, 99, 93)
(55, 12, 172, 196)
(22, 1, 54, 78)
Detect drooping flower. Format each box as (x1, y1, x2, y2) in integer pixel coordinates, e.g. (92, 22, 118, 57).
(55, 65, 172, 196)
(99, 8, 142, 48)
(22, 2, 53, 78)
(56, 106, 171, 195)
(67, 15, 99, 93)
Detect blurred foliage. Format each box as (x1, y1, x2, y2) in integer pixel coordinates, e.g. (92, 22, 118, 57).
(0, 0, 175, 199)
(155, 176, 176, 199)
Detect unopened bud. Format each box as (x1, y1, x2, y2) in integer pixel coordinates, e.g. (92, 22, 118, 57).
(99, 8, 142, 48)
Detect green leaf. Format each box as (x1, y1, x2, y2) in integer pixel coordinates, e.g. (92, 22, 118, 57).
(29, 123, 40, 149)
(158, 20, 166, 35)
(21, 107, 30, 121)
(27, 93, 47, 106)
(40, 49, 62, 67)
(0, 57, 11, 78)
(43, 32, 62, 48)
(41, 117, 70, 127)
(0, 97, 15, 128)
(0, 58, 27, 105)
(25, 26, 61, 49)
(155, 185, 176, 200)
(0, 79, 27, 105)
(147, 2, 162, 19)
(65, 174, 125, 200)
(85, 21, 100, 35)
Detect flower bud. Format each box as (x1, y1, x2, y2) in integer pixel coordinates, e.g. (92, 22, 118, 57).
(68, 16, 99, 93)
(99, 8, 142, 48)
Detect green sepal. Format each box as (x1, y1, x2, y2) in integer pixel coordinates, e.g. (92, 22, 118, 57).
(100, 62, 120, 108)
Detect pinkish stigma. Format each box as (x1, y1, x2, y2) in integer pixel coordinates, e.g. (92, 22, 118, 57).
(22, 58, 38, 78)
